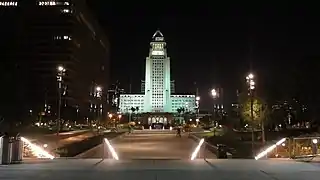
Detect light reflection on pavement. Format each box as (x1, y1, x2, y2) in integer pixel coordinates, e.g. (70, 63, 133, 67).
(86, 131, 216, 159)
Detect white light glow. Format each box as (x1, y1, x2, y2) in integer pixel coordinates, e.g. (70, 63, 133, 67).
(21, 137, 54, 159)
(191, 138, 205, 160)
(0, 1, 17, 6)
(39, 1, 57, 6)
(211, 89, 217, 97)
(61, 9, 71, 13)
(57, 66, 65, 72)
(151, 50, 164, 55)
(312, 139, 318, 144)
(248, 73, 254, 79)
(255, 138, 286, 160)
(96, 86, 102, 91)
(104, 138, 119, 160)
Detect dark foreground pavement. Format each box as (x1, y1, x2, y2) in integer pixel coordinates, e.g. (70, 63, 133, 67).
(80, 130, 215, 159)
(1, 159, 320, 180)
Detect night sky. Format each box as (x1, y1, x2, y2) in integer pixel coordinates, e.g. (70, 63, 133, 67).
(87, 2, 320, 110)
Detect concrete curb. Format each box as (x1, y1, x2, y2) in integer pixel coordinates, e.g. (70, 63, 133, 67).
(74, 132, 127, 158)
(188, 134, 232, 158)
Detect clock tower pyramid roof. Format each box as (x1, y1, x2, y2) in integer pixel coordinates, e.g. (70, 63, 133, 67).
(152, 30, 164, 42)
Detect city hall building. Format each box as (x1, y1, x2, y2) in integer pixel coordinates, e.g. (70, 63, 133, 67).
(119, 31, 196, 126)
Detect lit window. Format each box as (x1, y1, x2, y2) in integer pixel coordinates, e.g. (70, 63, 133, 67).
(38, 1, 56, 6)
(54, 35, 72, 40)
(0, 1, 18, 6)
(61, 8, 72, 13)
(63, 35, 71, 40)
(151, 50, 164, 56)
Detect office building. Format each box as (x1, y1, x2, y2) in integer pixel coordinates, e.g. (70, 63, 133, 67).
(0, 0, 110, 122)
(107, 81, 124, 113)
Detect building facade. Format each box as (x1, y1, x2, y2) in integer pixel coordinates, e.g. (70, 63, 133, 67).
(0, 1, 26, 122)
(119, 31, 196, 116)
(0, 0, 110, 123)
(107, 81, 124, 113)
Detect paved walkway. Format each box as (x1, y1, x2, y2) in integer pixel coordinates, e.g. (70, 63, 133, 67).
(84, 131, 215, 160)
(1, 159, 320, 180)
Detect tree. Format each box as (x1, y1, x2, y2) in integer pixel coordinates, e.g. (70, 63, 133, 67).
(176, 107, 185, 124)
(177, 108, 182, 114)
(130, 107, 136, 121)
(239, 95, 268, 126)
(130, 107, 136, 113)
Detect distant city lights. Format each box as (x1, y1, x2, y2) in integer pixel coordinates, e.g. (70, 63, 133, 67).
(0, 1, 18, 6)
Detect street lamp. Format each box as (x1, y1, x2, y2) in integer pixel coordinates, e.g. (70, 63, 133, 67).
(211, 89, 217, 97)
(56, 65, 66, 136)
(246, 73, 255, 156)
(96, 86, 102, 93)
(312, 138, 318, 155)
(196, 96, 200, 119)
(312, 139, 318, 144)
(95, 86, 103, 125)
(211, 88, 218, 128)
(108, 113, 113, 127)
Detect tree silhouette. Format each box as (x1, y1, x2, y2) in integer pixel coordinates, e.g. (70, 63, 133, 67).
(130, 107, 136, 113)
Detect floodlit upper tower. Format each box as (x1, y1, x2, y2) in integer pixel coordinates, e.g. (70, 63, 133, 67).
(144, 30, 171, 112)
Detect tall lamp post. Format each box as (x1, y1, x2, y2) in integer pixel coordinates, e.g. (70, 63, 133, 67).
(108, 113, 113, 128)
(211, 88, 218, 127)
(56, 65, 66, 136)
(95, 86, 102, 125)
(117, 114, 122, 128)
(246, 73, 255, 156)
(196, 96, 200, 120)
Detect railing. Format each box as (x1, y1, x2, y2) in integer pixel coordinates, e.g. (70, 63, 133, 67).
(188, 134, 232, 159)
(75, 132, 126, 159)
(254, 136, 320, 161)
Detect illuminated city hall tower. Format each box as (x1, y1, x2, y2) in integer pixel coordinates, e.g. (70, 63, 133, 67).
(119, 31, 196, 117)
(144, 30, 171, 112)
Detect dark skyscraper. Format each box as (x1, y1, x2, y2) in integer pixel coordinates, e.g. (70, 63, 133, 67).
(0, 0, 110, 123)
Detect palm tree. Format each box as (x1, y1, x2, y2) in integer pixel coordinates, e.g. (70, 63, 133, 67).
(130, 107, 136, 113)
(135, 106, 140, 121)
(177, 107, 186, 124)
(127, 107, 135, 122)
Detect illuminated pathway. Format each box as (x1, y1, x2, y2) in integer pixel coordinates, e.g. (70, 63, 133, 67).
(82, 131, 216, 159)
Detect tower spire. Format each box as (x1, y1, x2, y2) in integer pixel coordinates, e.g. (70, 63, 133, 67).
(152, 30, 164, 41)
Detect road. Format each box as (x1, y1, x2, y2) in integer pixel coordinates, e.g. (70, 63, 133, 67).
(83, 131, 216, 159)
